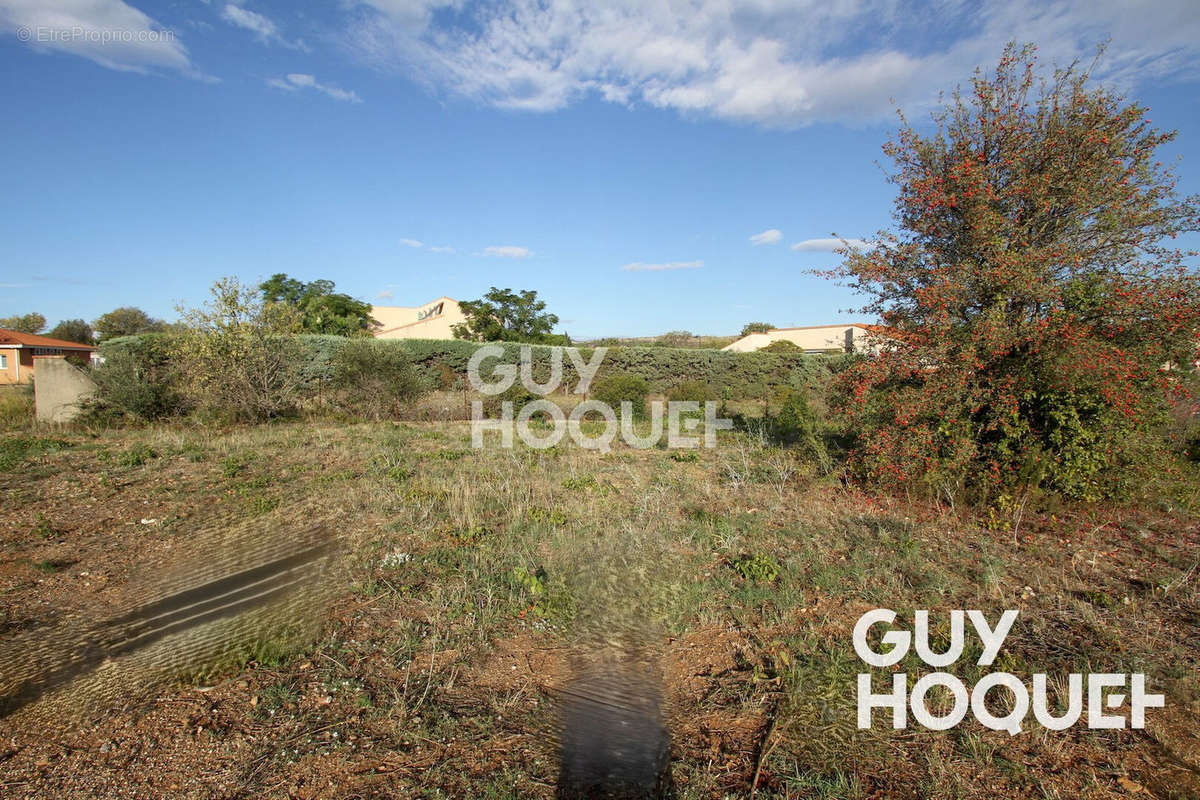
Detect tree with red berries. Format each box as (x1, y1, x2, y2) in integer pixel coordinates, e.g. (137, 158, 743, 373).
(831, 43, 1200, 503)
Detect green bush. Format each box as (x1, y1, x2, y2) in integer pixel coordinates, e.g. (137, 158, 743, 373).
(733, 552, 781, 584)
(761, 340, 801, 353)
(592, 373, 650, 418)
(87, 334, 185, 422)
(174, 278, 308, 423)
(331, 338, 426, 420)
(667, 379, 716, 402)
(480, 382, 538, 419)
(767, 388, 828, 468)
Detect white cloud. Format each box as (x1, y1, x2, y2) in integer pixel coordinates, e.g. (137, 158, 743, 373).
(343, 0, 1200, 127)
(483, 245, 531, 258)
(399, 238, 456, 252)
(791, 238, 869, 252)
(750, 228, 782, 246)
(220, 3, 308, 50)
(220, 4, 275, 39)
(622, 260, 703, 271)
(267, 73, 362, 102)
(0, 0, 194, 75)
(376, 289, 395, 300)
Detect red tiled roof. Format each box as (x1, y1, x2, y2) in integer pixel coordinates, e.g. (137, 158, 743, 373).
(0, 328, 95, 350)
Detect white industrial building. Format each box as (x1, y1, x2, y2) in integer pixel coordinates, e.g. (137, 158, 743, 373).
(371, 297, 467, 340)
(722, 324, 889, 354)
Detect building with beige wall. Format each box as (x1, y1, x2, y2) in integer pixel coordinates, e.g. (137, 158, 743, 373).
(0, 328, 95, 384)
(722, 324, 890, 354)
(371, 297, 467, 340)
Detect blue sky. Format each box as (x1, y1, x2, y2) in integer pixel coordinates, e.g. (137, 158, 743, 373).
(2, 1, 1199, 338)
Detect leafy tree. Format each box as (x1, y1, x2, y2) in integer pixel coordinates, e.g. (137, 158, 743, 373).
(740, 322, 775, 336)
(452, 287, 567, 344)
(47, 319, 95, 344)
(830, 44, 1200, 502)
(657, 330, 695, 348)
(0, 312, 46, 333)
(259, 273, 375, 337)
(175, 277, 306, 422)
(94, 307, 166, 341)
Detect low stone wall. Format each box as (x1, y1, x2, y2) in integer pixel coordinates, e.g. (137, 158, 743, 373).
(34, 356, 96, 423)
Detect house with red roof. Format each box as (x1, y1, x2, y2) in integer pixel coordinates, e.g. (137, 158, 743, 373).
(0, 328, 96, 385)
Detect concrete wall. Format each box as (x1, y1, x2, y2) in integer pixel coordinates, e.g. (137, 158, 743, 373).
(34, 356, 96, 424)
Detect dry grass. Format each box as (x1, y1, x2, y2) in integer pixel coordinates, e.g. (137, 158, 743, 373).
(0, 419, 1197, 798)
(0, 385, 34, 432)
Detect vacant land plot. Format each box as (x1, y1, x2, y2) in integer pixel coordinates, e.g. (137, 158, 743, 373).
(0, 421, 1197, 798)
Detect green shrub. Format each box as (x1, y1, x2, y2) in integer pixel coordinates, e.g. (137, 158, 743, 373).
(592, 373, 650, 417)
(761, 340, 801, 353)
(733, 552, 781, 584)
(118, 443, 159, 467)
(667, 379, 716, 402)
(480, 382, 538, 419)
(174, 277, 307, 423)
(331, 338, 426, 420)
(87, 334, 185, 422)
(0, 436, 72, 471)
(767, 388, 828, 467)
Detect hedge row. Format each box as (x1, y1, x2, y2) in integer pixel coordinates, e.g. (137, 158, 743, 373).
(101, 334, 855, 401)
(294, 336, 854, 398)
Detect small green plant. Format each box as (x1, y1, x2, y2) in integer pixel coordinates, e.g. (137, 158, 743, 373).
(385, 464, 412, 483)
(32, 512, 55, 540)
(244, 494, 280, 515)
(733, 552, 781, 584)
(512, 565, 545, 591)
(222, 454, 251, 478)
(118, 443, 158, 467)
(255, 681, 299, 716)
(562, 475, 597, 491)
(671, 450, 699, 462)
(453, 523, 492, 544)
(527, 506, 568, 526)
(179, 442, 207, 462)
(0, 437, 71, 471)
